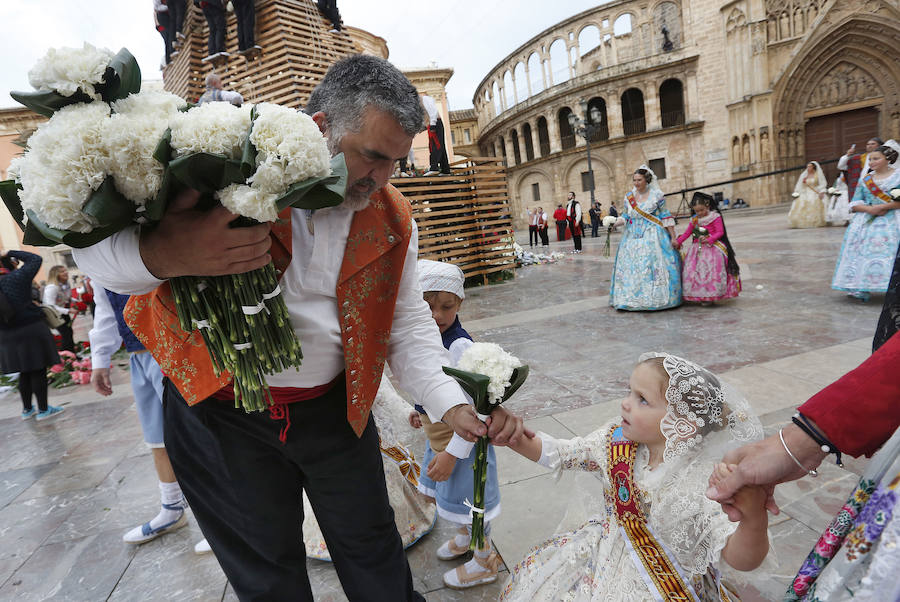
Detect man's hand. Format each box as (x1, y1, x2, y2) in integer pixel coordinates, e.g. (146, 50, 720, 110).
(427, 450, 456, 482)
(706, 424, 826, 521)
(92, 368, 113, 396)
(441, 404, 487, 442)
(408, 411, 422, 429)
(139, 188, 272, 279)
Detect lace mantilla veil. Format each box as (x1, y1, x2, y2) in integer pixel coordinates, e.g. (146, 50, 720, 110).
(635, 163, 664, 198)
(794, 161, 826, 194)
(554, 353, 765, 577)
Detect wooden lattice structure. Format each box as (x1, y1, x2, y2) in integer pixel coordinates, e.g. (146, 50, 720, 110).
(390, 158, 516, 283)
(163, 0, 360, 106)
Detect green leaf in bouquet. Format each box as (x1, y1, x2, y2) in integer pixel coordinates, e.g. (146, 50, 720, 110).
(501, 365, 529, 402)
(240, 105, 259, 179)
(0, 179, 25, 230)
(274, 153, 348, 212)
(95, 48, 142, 103)
(152, 128, 173, 166)
(81, 177, 135, 228)
(9, 88, 94, 118)
(167, 152, 245, 193)
(442, 366, 491, 412)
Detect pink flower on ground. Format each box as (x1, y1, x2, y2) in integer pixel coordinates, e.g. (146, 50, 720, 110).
(59, 350, 76, 359)
(50, 364, 65, 373)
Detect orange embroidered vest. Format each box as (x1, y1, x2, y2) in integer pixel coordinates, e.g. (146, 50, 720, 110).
(124, 185, 413, 437)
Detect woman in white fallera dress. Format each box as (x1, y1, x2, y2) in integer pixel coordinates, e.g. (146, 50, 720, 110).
(825, 172, 851, 226)
(789, 161, 827, 228)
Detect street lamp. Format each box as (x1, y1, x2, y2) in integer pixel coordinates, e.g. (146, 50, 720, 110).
(567, 99, 605, 206)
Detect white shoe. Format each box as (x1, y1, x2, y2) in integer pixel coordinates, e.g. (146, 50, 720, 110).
(194, 538, 212, 554)
(423, 170, 439, 176)
(442, 552, 501, 590)
(122, 508, 187, 544)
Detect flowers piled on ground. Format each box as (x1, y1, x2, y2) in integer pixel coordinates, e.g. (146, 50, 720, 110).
(48, 350, 92, 388)
(1, 44, 346, 412)
(513, 242, 566, 266)
(443, 342, 528, 550)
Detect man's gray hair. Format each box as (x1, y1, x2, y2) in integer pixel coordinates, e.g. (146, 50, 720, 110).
(305, 55, 425, 142)
(205, 72, 222, 88)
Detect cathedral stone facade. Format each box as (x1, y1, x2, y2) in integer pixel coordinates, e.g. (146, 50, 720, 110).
(472, 0, 900, 228)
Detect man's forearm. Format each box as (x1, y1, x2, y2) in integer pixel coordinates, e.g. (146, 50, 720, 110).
(72, 227, 164, 295)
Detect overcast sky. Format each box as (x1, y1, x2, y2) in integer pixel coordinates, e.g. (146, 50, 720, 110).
(0, 0, 603, 111)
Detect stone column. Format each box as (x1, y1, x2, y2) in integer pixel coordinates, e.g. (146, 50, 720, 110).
(608, 92, 624, 138)
(645, 83, 661, 131)
(548, 111, 562, 154)
(530, 118, 542, 158)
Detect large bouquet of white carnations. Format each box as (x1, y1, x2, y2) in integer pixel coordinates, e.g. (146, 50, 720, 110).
(442, 342, 529, 550)
(0, 44, 347, 412)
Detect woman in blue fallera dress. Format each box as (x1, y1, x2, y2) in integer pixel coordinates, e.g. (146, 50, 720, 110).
(832, 143, 900, 302)
(609, 166, 682, 311)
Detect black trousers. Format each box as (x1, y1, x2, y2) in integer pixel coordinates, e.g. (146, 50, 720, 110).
(569, 220, 582, 251)
(428, 118, 451, 174)
(591, 221, 599, 237)
(555, 220, 567, 241)
(539, 226, 549, 246)
(19, 369, 49, 412)
(528, 225, 538, 246)
(169, 0, 187, 37)
(202, 4, 227, 55)
(232, 0, 256, 50)
(156, 10, 172, 63)
(56, 321, 75, 353)
(163, 379, 422, 602)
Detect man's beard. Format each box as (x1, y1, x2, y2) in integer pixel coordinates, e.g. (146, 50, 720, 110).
(328, 133, 375, 211)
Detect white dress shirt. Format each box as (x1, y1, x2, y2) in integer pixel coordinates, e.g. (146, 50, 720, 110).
(421, 95, 439, 126)
(88, 287, 122, 370)
(566, 200, 582, 224)
(72, 204, 468, 423)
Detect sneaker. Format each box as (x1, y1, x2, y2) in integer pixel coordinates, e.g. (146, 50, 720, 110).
(35, 405, 65, 421)
(443, 551, 501, 590)
(21, 407, 36, 420)
(194, 538, 212, 554)
(423, 170, 439, 176)
(123, 506, 188, 544)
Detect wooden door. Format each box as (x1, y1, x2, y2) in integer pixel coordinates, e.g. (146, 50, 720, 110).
(805, 107, 880, 184)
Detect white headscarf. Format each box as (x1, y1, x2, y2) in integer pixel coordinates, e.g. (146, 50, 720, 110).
(635, 163, 663, 197)
(417, 259, 465, 300)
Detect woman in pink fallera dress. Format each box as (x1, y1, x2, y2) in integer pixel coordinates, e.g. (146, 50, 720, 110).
(673, 193, 741, 304)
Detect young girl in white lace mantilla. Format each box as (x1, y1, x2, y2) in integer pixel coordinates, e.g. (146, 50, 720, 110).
(501, 353, 769, 601)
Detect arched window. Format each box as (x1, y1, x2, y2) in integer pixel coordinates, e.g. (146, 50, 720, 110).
(578, 24, 602, 59)
(510, 129, 522, 165)
(621, 88, 646, 135)
(659, 79, 685, 128)
(537, 116, 551, 156)
(527, 52, 544, 95)
(548, 38, 569, 87)
(586, 97, 609, 142)
(514, 62, 528, 102)
(503, 70, 515, 110)
(492, 81, 501, 117)
(614, 13, 633, 36)
(558, 107, 576, 150)
(498, 136, 506, 159)
(522, 123, 535, 161)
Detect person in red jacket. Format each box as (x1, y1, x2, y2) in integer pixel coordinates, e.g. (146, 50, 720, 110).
(553, 204, 567, 242)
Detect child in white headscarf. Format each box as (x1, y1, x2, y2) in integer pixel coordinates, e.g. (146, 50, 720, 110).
(408, 259, 503, 589)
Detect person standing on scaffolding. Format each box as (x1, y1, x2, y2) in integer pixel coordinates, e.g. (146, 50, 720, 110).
(422, 94, 451, 176)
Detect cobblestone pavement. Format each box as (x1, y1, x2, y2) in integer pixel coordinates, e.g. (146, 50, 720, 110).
(0, 206, 883, 600)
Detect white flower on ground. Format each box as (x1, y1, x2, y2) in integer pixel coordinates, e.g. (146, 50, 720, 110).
(217, 184, 279, 223)
(169, 102, 252, 158)
(248, 102, 331, 193)
(792, 192, 800, 198)
(27, 43, 114, 99)
(103, 91, 187, 205)
(456, 342, 523, 403)
(17, 102, 112, 232)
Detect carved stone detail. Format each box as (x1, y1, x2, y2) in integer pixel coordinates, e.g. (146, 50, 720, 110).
(807, 63, 883, 110)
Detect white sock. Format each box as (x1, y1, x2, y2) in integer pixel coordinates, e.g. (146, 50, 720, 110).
(453, 528, 470, 548)
(149, 480, 185, 530)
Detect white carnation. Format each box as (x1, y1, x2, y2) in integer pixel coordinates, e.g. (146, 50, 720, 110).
(217, 184, 279, 223)
(456, 342, 523, 403)
(18, 102, 112, 232)
(602, 215, 617, 227)
(6, 156, 23, 182)
(27, 43, 114, 99)
(103, 91, 186, 204)
(248, 102, 331, 193)
(169, 102, 252, 158)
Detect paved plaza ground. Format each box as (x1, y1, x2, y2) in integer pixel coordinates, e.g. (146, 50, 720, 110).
(0, 206, 884, 601)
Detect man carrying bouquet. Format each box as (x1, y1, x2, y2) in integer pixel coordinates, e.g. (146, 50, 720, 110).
(74, 55, 527, 601)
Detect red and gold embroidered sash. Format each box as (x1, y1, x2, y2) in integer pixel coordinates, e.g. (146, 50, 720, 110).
(862, 173, 893, 204)
(607, 425, 698, 601)
(626, 191, 664, 228)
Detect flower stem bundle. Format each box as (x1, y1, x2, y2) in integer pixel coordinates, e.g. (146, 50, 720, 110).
(443, 342, 529, 550)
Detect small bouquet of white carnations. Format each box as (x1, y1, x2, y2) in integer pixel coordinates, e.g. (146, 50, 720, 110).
(0, 44, 347, 412)
(827, 187, 838, 196)
(601, 215, 617, 256)
(891, 188, 900, 200)
(792, 192, 801, 198)
(443, 342, 529, 550)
